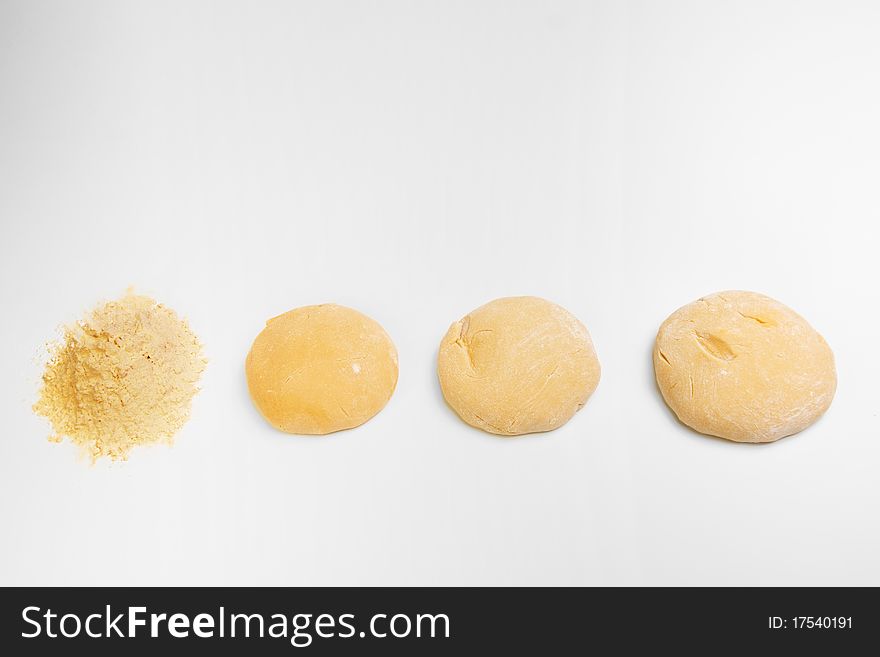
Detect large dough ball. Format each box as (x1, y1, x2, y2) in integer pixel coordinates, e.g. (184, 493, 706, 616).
(437, 296, 601, 436)
(653, 291, 836, 443)
(246, 304, 398, 434)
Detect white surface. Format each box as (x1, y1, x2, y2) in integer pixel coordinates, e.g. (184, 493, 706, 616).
(1, 0, 879, 586)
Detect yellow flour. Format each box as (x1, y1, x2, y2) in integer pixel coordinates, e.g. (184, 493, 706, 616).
(34, 292, 206, 461)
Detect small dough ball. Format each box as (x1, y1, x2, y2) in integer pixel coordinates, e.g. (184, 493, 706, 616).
(437, 296, 601, 436)
(654, 291, 836, 443)
(246, 304, 398, 434)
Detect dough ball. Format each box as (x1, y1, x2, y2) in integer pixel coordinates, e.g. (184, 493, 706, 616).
(437, 296, 601, 436)
(653, 291, 836, 443)
(246, 304, 398, 434)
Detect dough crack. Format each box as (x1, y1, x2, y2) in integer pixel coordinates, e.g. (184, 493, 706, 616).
(473, 413, 506, 434)
(693, 331, 737, 361)
(737, 311, 771, 326)
(454, 318, 493, 372)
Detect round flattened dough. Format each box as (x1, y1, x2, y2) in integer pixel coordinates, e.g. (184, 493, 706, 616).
(246, 304, 398, 435)
(437, 296, 601, 436)
(653, 291, 836, 443)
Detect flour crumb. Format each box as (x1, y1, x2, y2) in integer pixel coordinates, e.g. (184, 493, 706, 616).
(33, 292, 206, 461)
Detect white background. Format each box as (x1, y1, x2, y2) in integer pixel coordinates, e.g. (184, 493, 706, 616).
(1, 0, 878, 586)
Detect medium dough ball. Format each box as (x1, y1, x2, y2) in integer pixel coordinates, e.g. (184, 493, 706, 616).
(437, 296, 601, 436)
(246, 304, 398, 434)
(653, 291, 836, 443)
